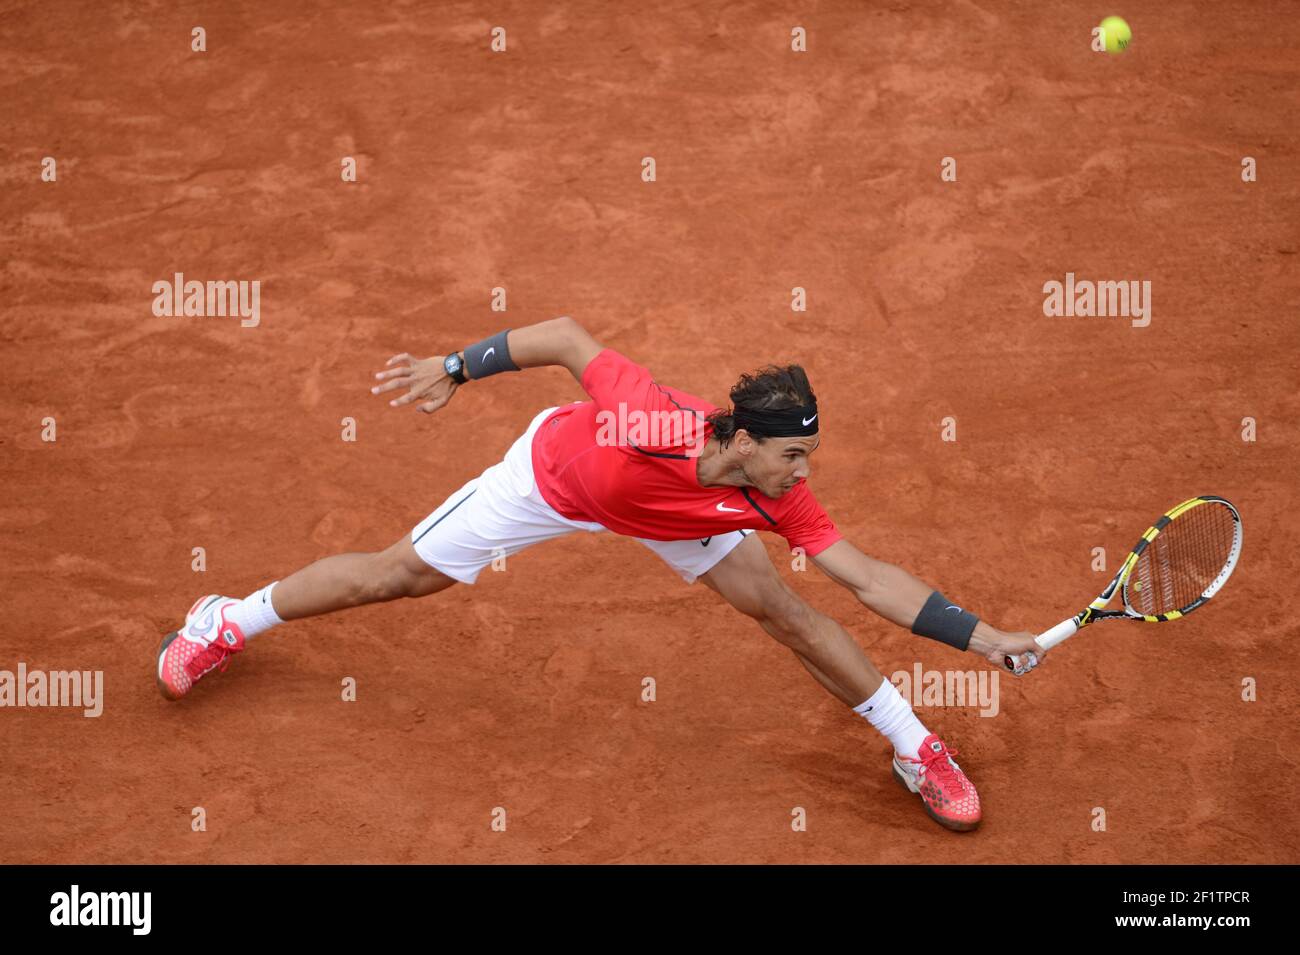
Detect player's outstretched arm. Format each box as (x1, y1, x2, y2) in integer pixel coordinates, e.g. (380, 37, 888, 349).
(811, 539, 1047, 670)
(371, 316, 604, 413)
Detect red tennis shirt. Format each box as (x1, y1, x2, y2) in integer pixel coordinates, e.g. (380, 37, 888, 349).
(530, 348, 842, 555)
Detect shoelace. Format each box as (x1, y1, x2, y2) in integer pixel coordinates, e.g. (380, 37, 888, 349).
(184, 641, 237, 680)
(918, 744, 967, 792)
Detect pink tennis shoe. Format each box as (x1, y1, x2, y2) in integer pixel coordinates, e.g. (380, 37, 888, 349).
(892, 734, 982, 832)
(156, 595, 246, 701)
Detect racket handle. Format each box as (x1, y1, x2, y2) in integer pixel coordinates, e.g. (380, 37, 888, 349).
(1003, 618, 1079, 672)
(1037, 618, 1080, 651)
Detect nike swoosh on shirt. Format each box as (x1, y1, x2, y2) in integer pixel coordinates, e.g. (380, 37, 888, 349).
(802, 414, 817, 426)
(716, 502, 744, 513)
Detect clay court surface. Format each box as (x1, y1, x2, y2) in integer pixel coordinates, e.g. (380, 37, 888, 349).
(2, 2, 1298, 863)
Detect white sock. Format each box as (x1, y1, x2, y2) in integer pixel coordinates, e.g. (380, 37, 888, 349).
(227, 582, 285, 640)
(853, 677, 930, 758)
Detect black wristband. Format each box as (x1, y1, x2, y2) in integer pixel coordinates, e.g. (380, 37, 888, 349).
(910, 591, 979, 651)
(463, 329, 520, 380)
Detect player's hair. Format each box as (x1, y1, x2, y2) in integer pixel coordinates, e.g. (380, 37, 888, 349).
(707, 364, 816, 447)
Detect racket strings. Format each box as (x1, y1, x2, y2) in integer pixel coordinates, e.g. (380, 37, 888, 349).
(1129, 503, 1236, 615)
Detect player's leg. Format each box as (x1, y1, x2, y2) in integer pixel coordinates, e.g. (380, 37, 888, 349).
(640, 531, 982, 831)
(691, 533, 882, 705)
(157, 523, 462, 702)
(159, 406, 599, 701)
(270, 532, 458, 619)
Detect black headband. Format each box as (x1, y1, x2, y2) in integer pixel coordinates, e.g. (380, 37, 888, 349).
(731, 403, 819, 437)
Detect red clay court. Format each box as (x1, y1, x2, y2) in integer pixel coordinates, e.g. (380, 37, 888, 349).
(2, 2, 1297, 863)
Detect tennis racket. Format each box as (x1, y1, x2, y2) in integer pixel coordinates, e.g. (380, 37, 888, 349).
(1005, 495, 1243, 675)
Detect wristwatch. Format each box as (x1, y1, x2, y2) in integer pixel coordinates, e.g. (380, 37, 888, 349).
(443, 351, 467, 384)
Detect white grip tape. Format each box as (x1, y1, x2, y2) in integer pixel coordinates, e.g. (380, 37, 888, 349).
(1036, 618, 1079, 651)
(1006, 617, 1079, 674)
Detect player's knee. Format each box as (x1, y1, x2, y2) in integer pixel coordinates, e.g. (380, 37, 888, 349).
(369, 563, 414, 601)
(346, 556, 395, 603)
(758, 588, 815, 649)
(397, 564, 452, 598)
(384, 560, 447, 600)
(366, 542, 447, 601)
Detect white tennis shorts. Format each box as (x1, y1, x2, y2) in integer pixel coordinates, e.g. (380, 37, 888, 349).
(410, 406, 750, 585)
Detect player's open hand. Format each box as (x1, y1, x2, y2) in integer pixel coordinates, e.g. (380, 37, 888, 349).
(371, 353, 458, 414)
(972, 629, 1047, 676)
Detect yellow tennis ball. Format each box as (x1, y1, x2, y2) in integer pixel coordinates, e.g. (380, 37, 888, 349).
(1099, 15, 1132, 54)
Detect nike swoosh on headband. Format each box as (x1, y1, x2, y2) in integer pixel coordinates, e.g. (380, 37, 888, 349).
(802, 414, 817, 426)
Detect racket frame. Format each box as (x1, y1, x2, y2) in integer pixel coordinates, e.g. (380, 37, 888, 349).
(1008, 495, 1242, 668)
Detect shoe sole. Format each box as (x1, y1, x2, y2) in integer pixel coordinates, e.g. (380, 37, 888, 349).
(892, 761, 981, 833)
(156, 631, 183, 701)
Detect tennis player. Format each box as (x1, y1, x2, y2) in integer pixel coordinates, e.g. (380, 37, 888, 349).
(157, 316, 1045, 832)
